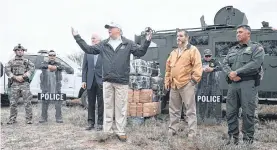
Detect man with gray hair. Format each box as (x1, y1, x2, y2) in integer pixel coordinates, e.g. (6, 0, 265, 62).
(82, 33, 104, 131)
(71, 22, 152, 142)
(222, 25, 265, 145)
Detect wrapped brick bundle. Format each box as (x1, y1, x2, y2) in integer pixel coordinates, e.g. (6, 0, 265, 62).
(128, 89, 134, 103)
(139, 89, 153, 103)
(143, 102, 159, 117)
(136, 103, 143, 117)
(130, 76, 151, 90)
(129, 59, 152, 76)
(129, 103, 137, 117)
(133, 90, 140, 103)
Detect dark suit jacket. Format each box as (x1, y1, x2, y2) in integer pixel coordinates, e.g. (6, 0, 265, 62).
(82, 53, 102, 89)
(0, 61, 3, 77)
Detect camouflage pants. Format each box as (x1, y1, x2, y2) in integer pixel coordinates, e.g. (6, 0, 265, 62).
(9, 82, 33, 121)
(226, 80, 257, 141)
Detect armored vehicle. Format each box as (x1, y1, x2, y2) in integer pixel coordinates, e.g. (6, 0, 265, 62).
(134, 5, 277, 110)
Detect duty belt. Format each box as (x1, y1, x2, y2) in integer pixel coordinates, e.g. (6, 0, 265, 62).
(238, 75, 256, 82)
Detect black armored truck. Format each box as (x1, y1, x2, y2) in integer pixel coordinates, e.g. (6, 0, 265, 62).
(134, 5, 277, 111)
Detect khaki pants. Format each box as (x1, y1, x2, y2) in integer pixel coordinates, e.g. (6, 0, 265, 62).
(169, 82, 197, 135)
(103, 82, 128, 136)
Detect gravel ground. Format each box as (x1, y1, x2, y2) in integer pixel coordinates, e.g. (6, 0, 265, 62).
(1, 101, 277, 150)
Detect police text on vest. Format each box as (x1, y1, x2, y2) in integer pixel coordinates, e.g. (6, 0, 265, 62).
(197, 95, 221, 103)
(38, 93, 66, 101)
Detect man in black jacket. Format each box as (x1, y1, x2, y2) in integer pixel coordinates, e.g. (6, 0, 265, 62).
(82, 34, 104, 131)
(71, 22, 152, 142)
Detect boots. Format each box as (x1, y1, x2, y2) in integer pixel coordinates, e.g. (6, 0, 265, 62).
(39, 101, 49, 123)
(225, 134, 239, 145)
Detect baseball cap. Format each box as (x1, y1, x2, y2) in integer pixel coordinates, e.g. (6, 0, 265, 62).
(104, 22, 122, 30)
(204, 49, 212, 56)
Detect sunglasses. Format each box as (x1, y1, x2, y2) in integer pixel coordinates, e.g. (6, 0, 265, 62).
(49, 55, 56, 57)
(205, 55, 211, 57)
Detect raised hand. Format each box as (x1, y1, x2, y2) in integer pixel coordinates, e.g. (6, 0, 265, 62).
(146, 30, 152, 41)
(71, 27, 79, 36)
(145, 27, 153, 41)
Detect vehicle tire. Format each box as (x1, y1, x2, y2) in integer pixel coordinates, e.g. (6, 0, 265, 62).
(1, 94, 10, 107)
(80, 90, 88, 109)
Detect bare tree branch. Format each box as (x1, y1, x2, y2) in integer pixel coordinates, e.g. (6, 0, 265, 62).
(67, 52, 84, 67)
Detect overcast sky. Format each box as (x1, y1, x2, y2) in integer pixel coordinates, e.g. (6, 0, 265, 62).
(1, 0, 276, 63)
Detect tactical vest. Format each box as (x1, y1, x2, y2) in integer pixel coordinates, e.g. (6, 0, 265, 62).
(208, 59, 217, 68)
(11, 58, 29, 76)
(201, 58, 217, 68)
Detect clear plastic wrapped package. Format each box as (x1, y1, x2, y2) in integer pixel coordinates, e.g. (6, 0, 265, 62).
(130, 59, 152, 77)
(129, 75, 151, 90)
(150, 76, 164, 91)
(148, 61, 160, 77)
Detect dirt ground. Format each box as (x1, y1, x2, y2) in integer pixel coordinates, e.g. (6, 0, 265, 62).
(1, 101, 277, 150)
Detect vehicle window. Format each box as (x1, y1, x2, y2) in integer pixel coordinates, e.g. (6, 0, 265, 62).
(152, 38, 166, 47)
(215, 41, 238, 57)
(190, 35, 209, 46)
(259, 40, 277, 56)
(56, 57, 74, 74)
(24, 55, 41, 69)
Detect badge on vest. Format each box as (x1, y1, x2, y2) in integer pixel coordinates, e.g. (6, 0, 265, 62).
(245, 47, 251, 52)
(120, 45, 126, 49)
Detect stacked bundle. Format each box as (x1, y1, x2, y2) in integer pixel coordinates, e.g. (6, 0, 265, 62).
(129, 59, 151, 89)
(149, 61, 164, 103)
(127, 59, 163, 117)
(128, 89, 160, 117)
